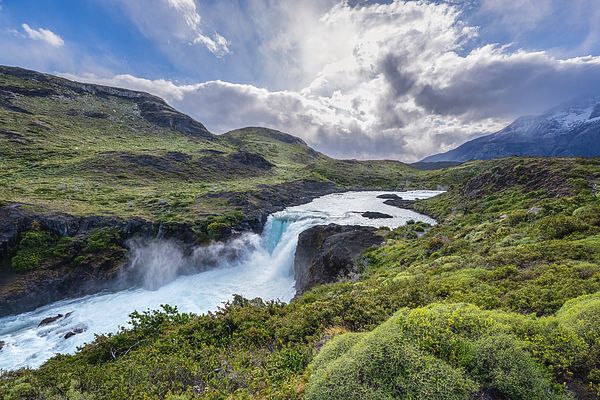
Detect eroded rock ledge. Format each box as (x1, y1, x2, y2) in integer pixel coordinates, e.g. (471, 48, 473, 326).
(293, 224, 385, 295)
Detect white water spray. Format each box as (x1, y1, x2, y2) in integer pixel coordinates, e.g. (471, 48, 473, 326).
(0, 190, 441, 370)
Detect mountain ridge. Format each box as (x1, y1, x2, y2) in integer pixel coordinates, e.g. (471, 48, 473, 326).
(422, 95, 600, 162)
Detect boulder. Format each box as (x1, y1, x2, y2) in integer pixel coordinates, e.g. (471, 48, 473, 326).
(294, 224, 385, 295)
(383, 198, 414, 209)
(362, 211, 393, 219)
(38, 314, 64, 326)
(64, 327, 85, 339)
(376, 194, 401, 200)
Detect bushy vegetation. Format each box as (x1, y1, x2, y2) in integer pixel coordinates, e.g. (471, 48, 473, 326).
(306, 302, 585, 400)
(1, 157, 599, 399)
(9, 225, 126, 273)
(10, 224, 57, 272)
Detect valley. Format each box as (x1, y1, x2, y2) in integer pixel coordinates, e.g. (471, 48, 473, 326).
(0, 67, 599, 400)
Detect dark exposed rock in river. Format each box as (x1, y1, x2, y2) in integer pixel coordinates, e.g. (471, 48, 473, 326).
(38, 314, 64, 326)
(64, 327, 85, 340)
(293, 224, 385, 295)
(362, 211, 393, 219)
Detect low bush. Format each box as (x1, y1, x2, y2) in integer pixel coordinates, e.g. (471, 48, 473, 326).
(307, 304, 572, 400)
(537, 215, 587, 239)
(10, 228, 56, 272)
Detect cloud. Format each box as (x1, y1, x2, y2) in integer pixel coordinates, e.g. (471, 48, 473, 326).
(117, 0, 230, 58)
(21, 23, 64, 47)
(60, 1, 600, 161)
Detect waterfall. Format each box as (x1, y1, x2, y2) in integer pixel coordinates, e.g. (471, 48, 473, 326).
(0, 190, 442, 370)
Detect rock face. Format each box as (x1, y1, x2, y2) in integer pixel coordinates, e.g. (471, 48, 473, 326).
(294, 224, 385, 295)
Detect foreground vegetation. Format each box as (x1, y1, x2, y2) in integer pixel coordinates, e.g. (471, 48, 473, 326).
(1, 157, 599, 399)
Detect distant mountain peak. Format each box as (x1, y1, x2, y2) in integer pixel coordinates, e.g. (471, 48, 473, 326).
(422, 95, 600, 162)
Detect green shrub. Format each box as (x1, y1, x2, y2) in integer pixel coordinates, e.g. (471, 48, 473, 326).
(306, 320, 478, 400)
(206, 221, 231, 239)
(10, 229, 55, 272)
(573, 205, 600, 226)
(84, 228, 121, 253)
(307, 304, 573, 400)
(51, 236, 76, 258)
(506, 209, 532, 226)
(467, 334, 563, 400)
(537, 215, 587, 239)
(557, 292, 600, 381)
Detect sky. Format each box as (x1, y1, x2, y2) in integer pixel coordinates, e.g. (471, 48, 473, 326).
(1, 0, 600, 161)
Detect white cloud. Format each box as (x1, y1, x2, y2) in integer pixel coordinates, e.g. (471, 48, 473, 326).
(21, 23, 64, 47)
(61, 1, 600, 161)
(117, 0, 229, 58)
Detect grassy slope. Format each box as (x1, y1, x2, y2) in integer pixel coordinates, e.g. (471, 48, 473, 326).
(0, 68, 415, 224)
(1, 158, 599, 399)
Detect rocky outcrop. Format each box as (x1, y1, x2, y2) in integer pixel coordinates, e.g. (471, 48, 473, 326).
(293, 224, 385, 295)
(64, 327, 85, 340)
(0, 204, 202, 317)
(38, 314, 65, 326)
(227, 151, 273, 169)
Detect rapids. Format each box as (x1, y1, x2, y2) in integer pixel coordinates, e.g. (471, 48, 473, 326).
(0, 190, 442, 370)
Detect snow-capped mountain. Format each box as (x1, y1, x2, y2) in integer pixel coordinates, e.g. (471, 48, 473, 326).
(422, 96, 600, 162)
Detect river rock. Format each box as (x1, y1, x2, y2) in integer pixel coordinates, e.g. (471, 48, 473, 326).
(383, 198, 414, 209)
(293, 224, 385, 295)
(39, 314, 64, 326)
(362, 211, 393, 219)
(64, 327, 85, 339)
(376, 194, 401, 200)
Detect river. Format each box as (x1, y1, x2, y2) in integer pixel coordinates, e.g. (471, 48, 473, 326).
(0, 190, 442, 370)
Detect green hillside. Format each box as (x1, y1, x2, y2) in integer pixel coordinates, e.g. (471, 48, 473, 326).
(0, 67, 414, 222)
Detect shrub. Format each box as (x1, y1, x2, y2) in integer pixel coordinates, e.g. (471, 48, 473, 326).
(51, 236, 76, 258)
(307, 304, 573, 400)
(84, 228, 121, 253)
(305, 320, 478, 400)
(537, 215, 587, 239)
(467, 334, 562, 400)
(206, 221, 231, 239)
(557, 293, 600, 376)
(10, 229, 55, 272)
(573, 205, 600, 226)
